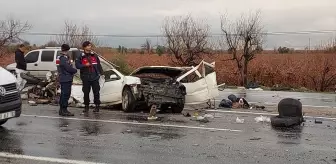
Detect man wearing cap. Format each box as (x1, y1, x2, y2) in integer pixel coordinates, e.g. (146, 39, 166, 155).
(56, 44, 77, 116)
(75, 41, 103, 114)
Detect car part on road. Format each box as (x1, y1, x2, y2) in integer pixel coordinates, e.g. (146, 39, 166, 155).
(314, 119, 323, 124)
(236, 117, 245, 123)
(271, 98, 304, 127)
(278, 98, 303, 117)
(271, 116, 303, 127)
(255, 115, 271, 123)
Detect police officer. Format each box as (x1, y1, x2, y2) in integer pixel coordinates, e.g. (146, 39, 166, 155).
(57, 44, 77, 116)
(75, 41, 103, 114)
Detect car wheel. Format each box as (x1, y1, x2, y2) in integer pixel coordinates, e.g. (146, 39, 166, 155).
(122, 87, 136, 112)
(0, 120, 7, 126)
(171, 98, 185, 113)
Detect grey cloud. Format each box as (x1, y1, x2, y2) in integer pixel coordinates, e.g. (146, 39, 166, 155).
(0, 0, 335, 48)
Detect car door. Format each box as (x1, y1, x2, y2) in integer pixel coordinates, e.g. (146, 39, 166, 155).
(24, 50, 40, 77)
(39, 50, 57, 78)
(203, 61, 219, 99)
(99, 69, 123, 104)
(177, 62, 211, 105)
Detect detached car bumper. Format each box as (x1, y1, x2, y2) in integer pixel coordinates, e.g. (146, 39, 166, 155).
(0, 92, 22, 119)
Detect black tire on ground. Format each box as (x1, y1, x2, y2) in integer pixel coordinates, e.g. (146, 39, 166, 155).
(171, 98, 185, 113)
(270, 116, 303, 127)
(0, 120, 7, 126)
(278, 98, 302, 117)
(122, 87, 136, 112)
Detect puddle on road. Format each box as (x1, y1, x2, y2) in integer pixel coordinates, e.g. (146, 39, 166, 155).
(272, 126, 303, 145)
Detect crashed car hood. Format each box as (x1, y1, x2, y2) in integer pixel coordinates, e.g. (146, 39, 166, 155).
(130, 66, 190, 78)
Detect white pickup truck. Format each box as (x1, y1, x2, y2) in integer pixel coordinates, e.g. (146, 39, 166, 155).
(7, 47, 220, 113)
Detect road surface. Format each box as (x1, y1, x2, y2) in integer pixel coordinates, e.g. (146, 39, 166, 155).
(0, 104, 335, 164)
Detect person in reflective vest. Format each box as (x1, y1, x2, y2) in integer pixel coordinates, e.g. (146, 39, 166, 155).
(75, 41, 103, 115)
(56, 44, 77, 116)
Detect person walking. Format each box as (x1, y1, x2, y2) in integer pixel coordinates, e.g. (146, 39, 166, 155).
(15, 44, 27, 90)
(57, 44, 77, 116)
(75, 41, 103, 114)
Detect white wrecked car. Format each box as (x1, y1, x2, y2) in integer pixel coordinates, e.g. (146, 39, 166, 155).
(71, 60, 219, 113)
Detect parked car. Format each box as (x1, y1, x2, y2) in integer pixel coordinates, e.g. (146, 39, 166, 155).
(0, 67, 22, 126)
(6, 47, 118, 79)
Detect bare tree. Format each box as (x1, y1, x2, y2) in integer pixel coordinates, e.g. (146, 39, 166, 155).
(56, 21, 100, 48)
(163, 15, 211, 66)
(141, 39, 152, 54)
(0, 17, 31, 56)
(220, 11, 264, 86)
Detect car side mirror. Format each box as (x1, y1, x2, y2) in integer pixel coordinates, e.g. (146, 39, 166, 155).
(110, 74, 118, 79)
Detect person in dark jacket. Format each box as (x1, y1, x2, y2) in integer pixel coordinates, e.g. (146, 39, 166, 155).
(57, 44, 77, 116)
(15, 44, 27, 70)
(75, 41, 103, 114)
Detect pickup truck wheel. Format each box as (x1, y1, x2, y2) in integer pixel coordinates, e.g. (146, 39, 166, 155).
(171, 99, 185, 113)
(0, 120, 7, 126)
(122, 87, 136, 112)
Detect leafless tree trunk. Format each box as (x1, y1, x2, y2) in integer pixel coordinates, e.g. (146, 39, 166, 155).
(0, 17, 31, 57)
(163, 15, 211, 66)
(56, 21, 100, 48)
(141, 39, 152, 54)
(220, 11, 264, 86)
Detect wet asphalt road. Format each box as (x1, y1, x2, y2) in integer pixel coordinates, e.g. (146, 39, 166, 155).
(0, 104, 336, 164)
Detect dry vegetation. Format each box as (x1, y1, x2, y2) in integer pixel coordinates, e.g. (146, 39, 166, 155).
(99, 52, 336, 92)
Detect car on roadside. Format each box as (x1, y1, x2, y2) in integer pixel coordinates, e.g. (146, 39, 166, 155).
(7, 47, 220, 113)
(0, 67, 22, 126)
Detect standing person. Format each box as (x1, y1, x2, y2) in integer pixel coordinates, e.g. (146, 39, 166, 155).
(57, 44, 77, 116)
(15, 44, 27, 90)
(75, 41, 103, 114)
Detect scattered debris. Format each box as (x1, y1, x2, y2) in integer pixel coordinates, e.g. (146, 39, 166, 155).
(147, 116, 158, 121)
(236, 117, 245, 124)
(183, 112, 191, 117)
(249, 137, 261, 141)
(126, 129, 132, 133)
(196, 116, 209, 123)
(255, 115, 271, 123)
(204, 114, 214, 119)
(314, 119, 323, 124)
(148, 104, 158, 121)
(28, 100, 37, 106)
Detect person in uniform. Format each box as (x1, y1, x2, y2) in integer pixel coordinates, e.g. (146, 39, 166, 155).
(75, 41, 103, 114)
(56, 44, 77, 116)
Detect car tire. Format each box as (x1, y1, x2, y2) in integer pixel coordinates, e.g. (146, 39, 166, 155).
(271, 116, 303, 127)
(122, 87, 136, 112)
(171, 98, 185, 113)
(0, 120, 7, 126)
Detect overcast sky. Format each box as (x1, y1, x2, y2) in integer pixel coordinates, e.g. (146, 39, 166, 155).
(1, 0, 336, 48)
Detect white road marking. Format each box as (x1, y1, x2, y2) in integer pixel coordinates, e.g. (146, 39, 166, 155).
(205, 110, 336, 120)
(0, 152, 105, 164)
(21, 114, 242, 132)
